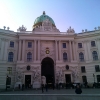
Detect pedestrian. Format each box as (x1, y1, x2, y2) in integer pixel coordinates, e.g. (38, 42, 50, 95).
(42, 84, 44, 93)
(45, 83, 48, 92)
(22, 84, 24, 91)
(75, 85, 82, 94)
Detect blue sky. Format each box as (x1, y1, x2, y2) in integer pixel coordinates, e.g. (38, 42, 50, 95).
(0, 0, 100, 33)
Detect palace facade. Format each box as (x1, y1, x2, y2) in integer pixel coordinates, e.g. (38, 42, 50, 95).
(0, 11, 100, 89)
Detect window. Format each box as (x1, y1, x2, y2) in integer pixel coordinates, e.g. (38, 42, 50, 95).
(95, 65, 100, 72)
(81, 66, 86, 73)
(91, 41, 96, 47)
(79, 52, 84, 61)
(97, 75, 100, 83)
(6, 76, 11, 85)
(82, 76, 87, 82)
(28, 42, 32, 48)
(63, 52, 67, 61)
(62, 43, 66, 48)
(78, 43, 82, 48)
(27, 52, 32, 61)
(10, 41, 14, 47)
(7, 67, 12, 74)
(92, 51, 98, 60)
(8, 52, 14, 62)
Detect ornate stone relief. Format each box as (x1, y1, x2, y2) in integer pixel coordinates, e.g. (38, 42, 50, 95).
(15, 65, 41, 83)
(69, 66, 79, 82)
(33, 19, 60, 32)
(56, 66, 64, 83)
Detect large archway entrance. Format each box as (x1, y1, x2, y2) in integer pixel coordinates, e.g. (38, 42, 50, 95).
(41, 57, 55, 87)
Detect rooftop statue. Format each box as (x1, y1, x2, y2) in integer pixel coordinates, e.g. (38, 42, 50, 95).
(17, 25, 27, 32)
(67, 26, 75, 33)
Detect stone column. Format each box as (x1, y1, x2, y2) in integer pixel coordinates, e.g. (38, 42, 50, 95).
(18, 40, 21, 61)
(59, 41, 61, 60)
(96, 39, 100, 59)
(69, 40, 73, 61)
(38, 40, 40, 61)
(22, 40, 25, 61)
(4, 39, 9, 61)
(34, 40, 36, 61)
(55, 40, 58, 61)
(87, 40, 92, 61)
(72, 41, 76, 61)
(83, 41, 88, 61)
(0, 39, 5, 60)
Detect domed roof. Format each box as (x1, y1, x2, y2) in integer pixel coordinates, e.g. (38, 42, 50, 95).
(33, 11, 55, 27)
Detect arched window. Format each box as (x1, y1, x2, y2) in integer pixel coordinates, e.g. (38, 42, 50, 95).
(8, 52, 14, 62)
(63, 52, 67, 61)
(79, 52, 84, 61)
(27, 52, 32, 61)
(92, 51, 98, 60)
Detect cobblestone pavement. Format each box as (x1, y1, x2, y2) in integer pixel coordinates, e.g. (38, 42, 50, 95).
(0, 88, 100, 94)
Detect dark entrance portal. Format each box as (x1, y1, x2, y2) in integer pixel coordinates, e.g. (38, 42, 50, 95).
(25, 75, 31, 88)
(65, 74, 71, 83)
(41, 57, 55, 87)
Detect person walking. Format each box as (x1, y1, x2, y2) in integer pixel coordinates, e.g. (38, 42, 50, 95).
(75, 85, 82, 94)
(45, 83, 48, 92)
(42, 84, 44, 93)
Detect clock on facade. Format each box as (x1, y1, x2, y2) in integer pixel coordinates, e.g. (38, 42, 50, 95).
(45, 47, 50, 54)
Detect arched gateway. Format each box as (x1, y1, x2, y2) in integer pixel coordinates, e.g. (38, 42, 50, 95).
(41, 57, 55, 86)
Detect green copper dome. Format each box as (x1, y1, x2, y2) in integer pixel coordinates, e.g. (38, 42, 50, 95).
(33, 11, 55, 27)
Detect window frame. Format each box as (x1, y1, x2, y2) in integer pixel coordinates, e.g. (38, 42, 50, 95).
(95, 65, 100, 72)
(28, 42, 32, 48)
(91, 41, 96, 47)
(79, 52, 84, 62)
(63, 52, 67, 61)
(81, 66, 86, 73)
(7, 67, 12, 74)
(82, 76, 87, 83)
(10, 41, 14, 47)
(8, 52, 14, 62)
(62, 43, 66, 48)
(27, 52, 32, 61)
(92, 51, 98, 61)
(78, 43, 82, 48)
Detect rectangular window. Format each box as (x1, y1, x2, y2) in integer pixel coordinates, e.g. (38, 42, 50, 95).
(10, 41, 14, 47)
(78, 43, 82, 48)
(63, 43, 66, 48)
(28, 42, 32, 48)
(82, 76, 87, 82)
(91, 41, 96, 47)
(7, 67, 12, 74)
(95, 65, 100, 72)
(81, 66, 86, 73)
(97, 75, 100, 83)
(6, 76, 11, 85)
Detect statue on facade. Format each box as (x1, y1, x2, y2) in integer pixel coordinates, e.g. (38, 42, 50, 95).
(32, 70, 40, 82)
(56, 69, 63, 83)
(67, 26, 75, 33)
(16, 71, 23, 82)
(17, 25, 27, 32)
